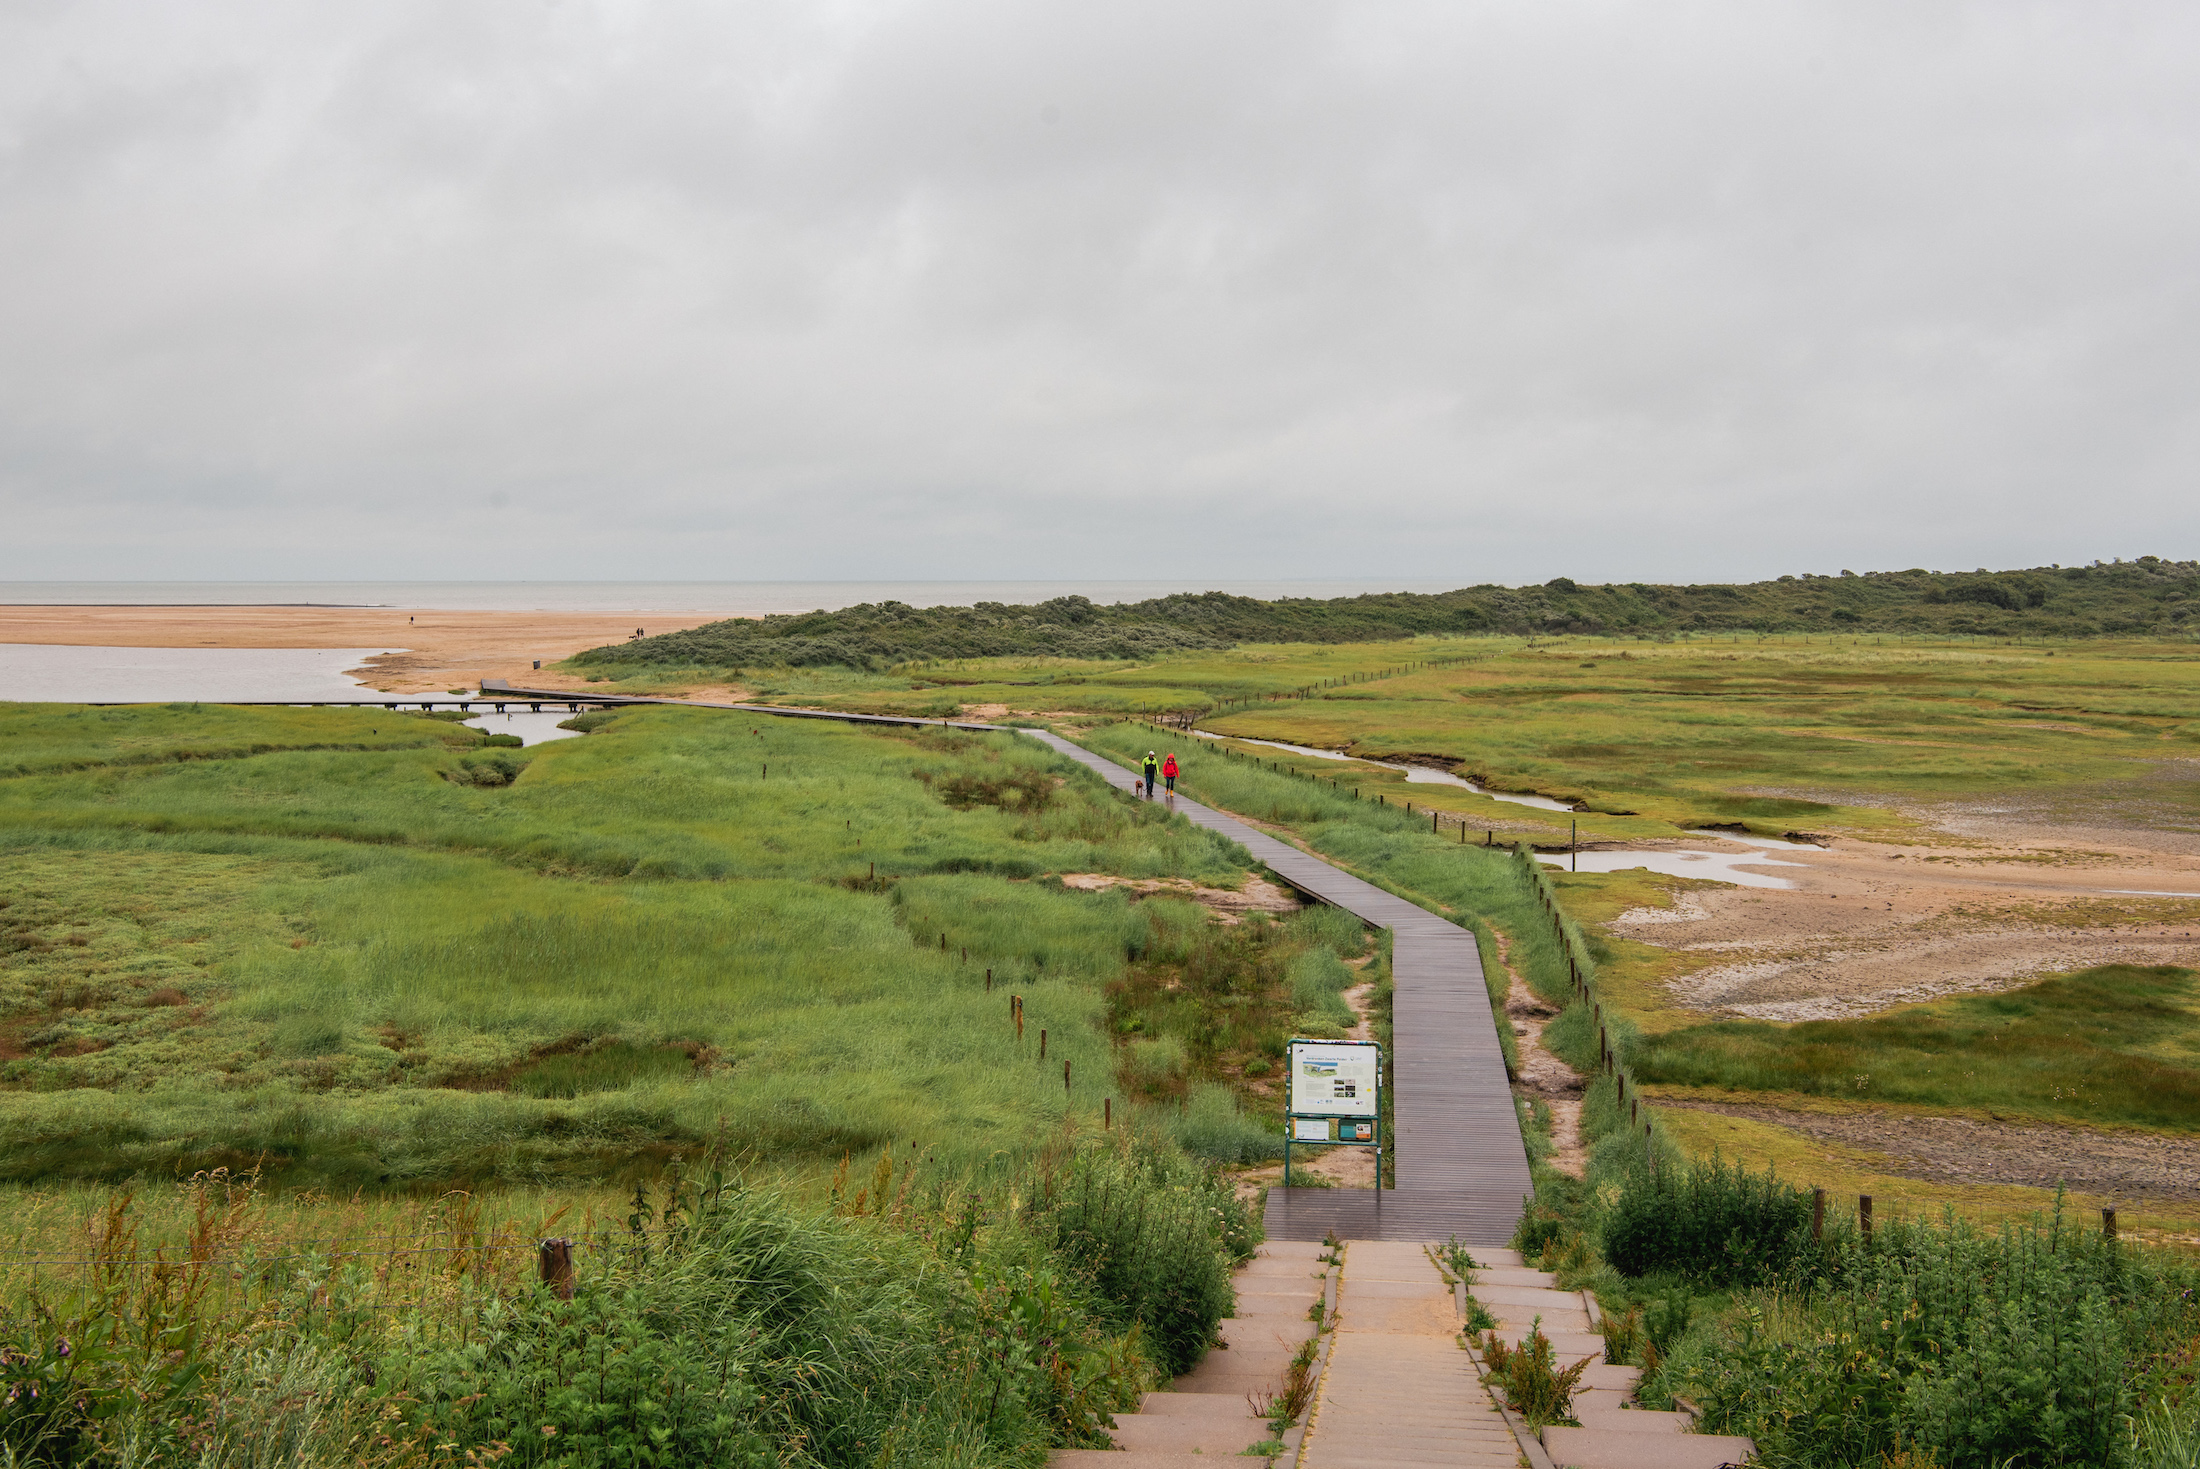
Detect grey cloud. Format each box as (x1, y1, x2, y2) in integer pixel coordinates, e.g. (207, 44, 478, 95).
(1, 0, 2196, 583)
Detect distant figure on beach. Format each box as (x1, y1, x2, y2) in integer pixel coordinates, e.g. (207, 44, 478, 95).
(1162, 752, 1179, 795)
(1142, 751, 1159, 798)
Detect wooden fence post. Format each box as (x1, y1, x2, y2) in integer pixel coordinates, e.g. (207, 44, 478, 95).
(1859, 1195, 1874, 1241)
(1813, 1188, 1825, 1241)
(539, 1238, 575, 1300)
(2103, 1207, 2118, 1240)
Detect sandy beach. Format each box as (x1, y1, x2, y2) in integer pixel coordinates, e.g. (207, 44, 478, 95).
(0, 605, 742, 694)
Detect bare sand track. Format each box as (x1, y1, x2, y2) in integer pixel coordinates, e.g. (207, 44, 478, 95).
(0, 605, 745, 694)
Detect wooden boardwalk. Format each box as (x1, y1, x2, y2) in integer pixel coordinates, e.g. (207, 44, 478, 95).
(1023, 733, 1532, 1246)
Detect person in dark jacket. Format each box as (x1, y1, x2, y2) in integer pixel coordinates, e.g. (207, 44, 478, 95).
(1141, 751, 1159, 797)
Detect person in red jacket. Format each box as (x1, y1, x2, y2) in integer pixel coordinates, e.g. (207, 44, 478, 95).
(1162, 752, 1180, 794)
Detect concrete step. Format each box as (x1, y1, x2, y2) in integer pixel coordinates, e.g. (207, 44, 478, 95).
(1136, 1390, 1261, 1416)
(1053, 1453, 1268, 1469)
(1540, 1426, 1757, 1469)
(1219, 1316, 1318, 1349)
(1340, 1277, 1448, 1299)
(1575, 1406, 1693, 1434)
(1254, 1240, 1330, 1260)
(1110, 1412, 1272, 1455)
(1478, 1328, 1601, 1363)
(1472, 1283, 1589, 1312)
(1487, 1310, 1592, 1337)
(1167, 1360, 1297, 1394)
(1230, 1291, 1323, 1315)
(1579, 1362, 1642, 1393)
(1465, 1265, 1557, 1288)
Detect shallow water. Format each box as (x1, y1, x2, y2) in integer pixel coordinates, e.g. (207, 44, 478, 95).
(1, 643, 587, 747)
(1193, 731, 1577, 811)
(0, 643, 391, 703)
(461, 710, 585, 747)
(1538, 848, 1807, 889)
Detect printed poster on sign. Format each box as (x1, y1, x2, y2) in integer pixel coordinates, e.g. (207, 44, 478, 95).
(1288, 1040, 1379, 1118)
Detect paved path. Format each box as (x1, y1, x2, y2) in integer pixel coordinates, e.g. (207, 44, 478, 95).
(1023, 732, 1531, 1246)
(1301, 1240, 1517, 1468)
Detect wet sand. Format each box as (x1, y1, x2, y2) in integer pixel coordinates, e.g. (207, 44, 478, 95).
(1608, 830, 2200, 1021)
(0, 605, 746, 694)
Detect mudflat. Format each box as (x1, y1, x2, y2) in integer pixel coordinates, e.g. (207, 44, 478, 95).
(0, 604, 744, 693)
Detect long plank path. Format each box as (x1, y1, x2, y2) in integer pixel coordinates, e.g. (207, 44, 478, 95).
(1022, 731, 1532, 1246)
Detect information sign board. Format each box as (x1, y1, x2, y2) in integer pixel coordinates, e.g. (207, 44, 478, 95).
(1288, 1039, 1380, 1118)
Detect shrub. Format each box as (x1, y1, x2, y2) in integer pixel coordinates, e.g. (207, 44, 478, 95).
(1602, 1154, 1814, 1284)
(449, 752, 525, 786)
(1478, 1320, 1590, 1427)
(1689, 1207, 2197, 1468)
(1032, 1143, 1252, 1375)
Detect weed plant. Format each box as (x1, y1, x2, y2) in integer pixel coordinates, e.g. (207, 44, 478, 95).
(1477, 1321, 1590, 1427)
(0, 1132, 1259, 1467)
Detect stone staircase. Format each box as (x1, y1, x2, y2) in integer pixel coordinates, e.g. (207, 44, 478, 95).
(1050, 1238, 1334, 1469)
(1299, 1240, 1517, 1468)
(1455, 1251, 1756, 1469)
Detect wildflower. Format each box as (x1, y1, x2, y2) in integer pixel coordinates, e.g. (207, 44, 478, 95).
(55, 1338, 70, 1359)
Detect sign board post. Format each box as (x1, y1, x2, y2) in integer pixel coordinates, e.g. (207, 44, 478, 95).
(1284, 1038, 1384, 1192)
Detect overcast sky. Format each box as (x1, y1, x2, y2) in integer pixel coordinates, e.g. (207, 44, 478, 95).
(2, 1, 2195, 587)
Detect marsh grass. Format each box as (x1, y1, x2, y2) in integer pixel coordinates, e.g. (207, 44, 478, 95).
(1631, 964, 2200, 1130)
(0, 705, 1264, 1187)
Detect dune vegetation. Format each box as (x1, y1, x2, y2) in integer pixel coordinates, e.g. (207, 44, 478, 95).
(566, 557, 2200, 677)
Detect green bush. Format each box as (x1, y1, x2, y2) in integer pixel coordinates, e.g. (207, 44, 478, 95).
(1601, 1154, 1814, 1285)
(1033, 1142, 1254, 1375)
(1690, 1207, 2192, 1468)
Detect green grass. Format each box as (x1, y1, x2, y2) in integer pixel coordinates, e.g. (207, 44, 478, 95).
(0, 703, 1288, 1186)
(1631, 964, 2200, 1130)
(1204, 638, 2200, 835)
(0, 701, 474, 776)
